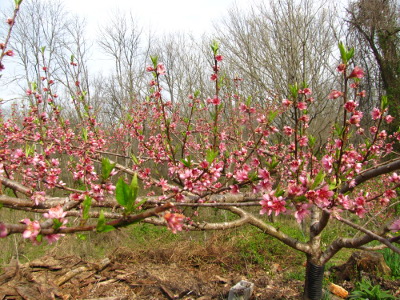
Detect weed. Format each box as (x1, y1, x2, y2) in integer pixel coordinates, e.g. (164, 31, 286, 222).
(349, 278, 396, 300)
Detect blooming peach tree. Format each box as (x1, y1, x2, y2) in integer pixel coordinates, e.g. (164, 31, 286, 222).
(0, 2, 399, 300)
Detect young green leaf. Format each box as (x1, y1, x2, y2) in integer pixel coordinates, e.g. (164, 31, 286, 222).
(116, 177, 129, 207)
(96, 210, 115, 233)
(101, 157, 116, 181)
(206, 149, 218, 164)
(82, 195, 92, 220)
(338, 42, 348, 64)
(381, 95, 388, 110)
(311, 170, 325, 189)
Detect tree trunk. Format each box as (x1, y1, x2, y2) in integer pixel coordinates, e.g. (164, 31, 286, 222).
(303, 259, 325, 300)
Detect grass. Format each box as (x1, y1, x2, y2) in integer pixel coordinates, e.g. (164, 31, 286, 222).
(379, 247, 400, 279)
(0, 206, 371, 282)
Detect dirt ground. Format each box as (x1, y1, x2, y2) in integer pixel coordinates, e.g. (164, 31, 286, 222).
(0, 246, 305, 300)
(1, 241, 399, 300)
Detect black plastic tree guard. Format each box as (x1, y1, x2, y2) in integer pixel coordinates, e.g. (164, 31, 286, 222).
(304, 261, 325, 300)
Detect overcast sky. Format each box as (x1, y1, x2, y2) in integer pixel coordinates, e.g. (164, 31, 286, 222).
(0, 0, 255, 99)
(64, 0, 252, 36)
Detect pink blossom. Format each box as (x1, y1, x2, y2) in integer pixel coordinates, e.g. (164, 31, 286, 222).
(294, 203, 311, 223)
(44, 234, 64, 244)
(328, 90, 343, 99)
(299, 88, 312, 95)
(389, 219, 400, 232)
(385, 115, 394, 123)
(358, 90, 366, 97)
(43, 205, 67, 220)
(233, 169, 249, 183)
(322, 155, 334, 173)
(297, 102, 307, 110)
(384, 189, 397, 199)
(371, 108, 381, 120)
(337, 64, 346, 73)
(344, 101, 358, 113)
(31, 191, 46, 205)
(210, 73, 218, 81)
(282, 99, 292, 107)
(164, 212, 185, 233)
(260, 192, 286, 216)
(298, 136, 308, 147)
(20, 219, 41, 242)
(283, 126, 294, 136)
(258, 168, 270, 180)
(215, 55, 224, 61)
(315, 185, 334, 208)
(4, 50, 14, 56)
(290, 159, 301, 172)
(207, 96, 221, 105)
(349, 111, 363, 126)
(230, 184, 240, 194)
(337, 194, 351, 209)
(389, 173, 400, 183)
(157, 63, 166, 75)
(0, 223, 8, 238)
(146, 66, 155, 72)
(348, 66, 364, 79)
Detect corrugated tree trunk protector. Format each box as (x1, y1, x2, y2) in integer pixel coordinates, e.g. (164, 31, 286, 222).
(303, 259, 325, 300)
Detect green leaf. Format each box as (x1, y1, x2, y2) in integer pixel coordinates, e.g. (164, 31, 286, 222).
(82, 195, 92, 220)
(275, 189, 285, 197)
(381, 95, 388, 110)
(36, 234, 43, 243)
(134, 197, 147, 210)
(40, 46, 46, 54)
(129, 173, 139, 206)
(308, 135, 316, 147)
(101, 157, 116, 181)
(206, 149, 218, 164)
(52, 219, 63, 230)
(210, 40, 219, 55)
(116, 177, 129, 206)
(150, 55, 158, 68)
(347, 47, 355, 61)
(338, 42, 348, 64)
(131, 153, 139, 165)
(96, 210, 114, 233)
(77, 233, 87, 240)
(289, 83, 299, 99)
(311, 170, 325, 189)
(81, 127, 88, 141)
(180, 156, 192, 168)
(245, 96, 252, 107)
(268, 110, 278, 123)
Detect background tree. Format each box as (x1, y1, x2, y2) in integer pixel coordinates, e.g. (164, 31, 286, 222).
(347, 0, 400, 132)
(1, 2, 400, 300)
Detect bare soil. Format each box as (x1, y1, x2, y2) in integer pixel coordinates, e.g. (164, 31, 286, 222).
(0, 245, 305, 300)
(1, 236, 399, 300)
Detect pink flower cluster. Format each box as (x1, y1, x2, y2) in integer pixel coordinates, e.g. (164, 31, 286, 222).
(164, 212, 185, 233)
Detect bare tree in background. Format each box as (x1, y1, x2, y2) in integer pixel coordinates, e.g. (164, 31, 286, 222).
(7, 0, 92, 124)
(347, 0, 400, 132)
(215, 0, 339, 141)
(97, 10, 150, 122)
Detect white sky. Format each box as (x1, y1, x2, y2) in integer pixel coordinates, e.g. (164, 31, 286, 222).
(63, 0, 251, 36)
(0, 0, 253, 99)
